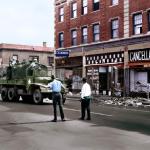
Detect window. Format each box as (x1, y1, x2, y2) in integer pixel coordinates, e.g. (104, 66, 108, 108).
(58, 32, 64, 48)
(12, 55, 18, 64)
(59, 7, 64, 22)
(147, 11, 150, 31)
(82, 27, 88, 44)
(93, 0, 99, 11)
(29, 56, 39, 62)
(71, 29, 77, 46)
(133, 13, 142, 35)
(111, 19, 119, 38)
(82, 0, 88, 15)
(111, 0, 118, 5)
(93, 24, 100, 42)
(71, 2, 77, 18)
(12, 55, 18, 61)
(48, 57, 54, 66)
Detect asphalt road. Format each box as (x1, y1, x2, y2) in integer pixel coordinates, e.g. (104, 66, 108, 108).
(0, 99, 150, 150)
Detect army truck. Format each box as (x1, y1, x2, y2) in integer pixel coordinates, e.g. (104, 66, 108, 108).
(0, 61, 66, 104)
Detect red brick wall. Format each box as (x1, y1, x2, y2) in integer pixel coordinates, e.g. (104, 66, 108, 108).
(55, 0, 150, 49)
(129, 0, 150, 36)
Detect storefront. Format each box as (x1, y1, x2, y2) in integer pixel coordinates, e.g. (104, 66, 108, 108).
(129, 48, 150, 97)
(56, 56, 82, 92)
(86, 51, 124, 95)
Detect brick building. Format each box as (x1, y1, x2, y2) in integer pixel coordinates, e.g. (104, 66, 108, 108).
(55, 0, 150, 96)
(0, 43, 54, 76)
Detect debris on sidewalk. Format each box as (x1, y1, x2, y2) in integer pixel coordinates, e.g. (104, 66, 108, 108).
(95, 96, 150, 109)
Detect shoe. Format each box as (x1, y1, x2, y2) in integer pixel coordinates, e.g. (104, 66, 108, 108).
(61, 119, 66, 122)
(51, 119, 57, 122)
(86, 118, 91, 120)
(78, 117, 84, 120)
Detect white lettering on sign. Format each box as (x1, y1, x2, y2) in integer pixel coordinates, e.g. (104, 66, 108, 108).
(129, 50, 150, 62)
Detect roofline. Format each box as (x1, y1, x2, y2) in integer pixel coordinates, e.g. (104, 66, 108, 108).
(0, 43, 54, 52)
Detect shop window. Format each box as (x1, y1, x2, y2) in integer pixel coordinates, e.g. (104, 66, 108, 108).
(133, 13, 142, 35)
(93, 0, 99, 11)
(58, 32, 64, 48)
(82, 0, 88, 15)
(111, 0, 118, 5)
(71, 2, 77, 18)
(93, 24, 100, 42)
(71, 29, 77, 46)
(82, 26, 88, 44)
(148, 11, 150, 31)
(111, 19, 119, 38)
(59, 7, 64, 22)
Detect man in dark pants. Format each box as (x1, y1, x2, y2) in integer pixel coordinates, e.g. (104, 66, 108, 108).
(48, 75, 66, 122)
(79, 78, 92, 120)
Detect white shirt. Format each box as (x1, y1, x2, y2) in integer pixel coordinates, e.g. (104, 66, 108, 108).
(81, 82, 91, 99)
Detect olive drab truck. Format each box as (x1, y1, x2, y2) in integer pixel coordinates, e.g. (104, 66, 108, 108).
(0, 61, 66, 104)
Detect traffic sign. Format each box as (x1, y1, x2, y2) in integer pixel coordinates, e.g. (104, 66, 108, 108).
(55, 50, 69, 57)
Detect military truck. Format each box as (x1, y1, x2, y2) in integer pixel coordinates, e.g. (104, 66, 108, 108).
(0, 61, 66, 104)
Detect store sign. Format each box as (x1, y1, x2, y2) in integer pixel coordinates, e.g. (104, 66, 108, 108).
(87, 68, 99, 75)
(55, 50, 69, 57)
(86, 52, 124, 65)
(129, 49, 150, 62)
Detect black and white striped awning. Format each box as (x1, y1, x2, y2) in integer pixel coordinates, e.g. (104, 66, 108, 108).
(86, 52, 124, 65)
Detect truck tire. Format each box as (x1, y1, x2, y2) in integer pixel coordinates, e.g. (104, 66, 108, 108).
(1, 87, 8, 101)
(8, 88, 19, 101)
(33, 89, 43, 104)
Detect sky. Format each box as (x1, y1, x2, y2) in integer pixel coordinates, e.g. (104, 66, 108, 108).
(0, 0, 54, 47)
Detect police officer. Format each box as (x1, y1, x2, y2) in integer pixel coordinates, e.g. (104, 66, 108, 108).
(48, 75, 66, 122)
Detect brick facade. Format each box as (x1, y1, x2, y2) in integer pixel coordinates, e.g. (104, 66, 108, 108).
(55, 0, 150, 95)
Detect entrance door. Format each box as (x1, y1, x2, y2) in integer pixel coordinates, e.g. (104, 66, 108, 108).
(99, 73, 107, 94)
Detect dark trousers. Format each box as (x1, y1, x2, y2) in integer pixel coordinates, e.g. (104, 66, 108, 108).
(52, 92, 64, 120)
(81, 99, 91, 119)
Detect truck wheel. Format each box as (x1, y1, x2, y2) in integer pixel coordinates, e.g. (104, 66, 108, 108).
(33, 89, 43, 104)
(8, 88, 19, 101)
(1, 87, 8, 101)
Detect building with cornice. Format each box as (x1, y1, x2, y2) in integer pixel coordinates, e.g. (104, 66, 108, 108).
(0, 43, 54, 76)
(55, 0, 150, 96)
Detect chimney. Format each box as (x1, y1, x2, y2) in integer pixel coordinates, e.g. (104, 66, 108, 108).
(43, 42, 47, 47)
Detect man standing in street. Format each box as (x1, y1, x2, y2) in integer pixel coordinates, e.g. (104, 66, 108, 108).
(48, 75, 66, 122)
(79, 78, 92, 120)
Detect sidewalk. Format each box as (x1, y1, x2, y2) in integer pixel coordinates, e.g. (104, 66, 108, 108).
(66, 92, 150, 111)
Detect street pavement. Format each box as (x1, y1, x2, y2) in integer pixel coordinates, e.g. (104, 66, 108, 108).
(0, 99, 150, 150)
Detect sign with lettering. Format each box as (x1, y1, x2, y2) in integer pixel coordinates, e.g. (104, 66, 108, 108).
(86, 52, 124, 65)
(55, 50, 69, 57)
(129, 49, 150, 62)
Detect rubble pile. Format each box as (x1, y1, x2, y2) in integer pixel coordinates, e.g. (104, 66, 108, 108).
(97, 96, 150, 108)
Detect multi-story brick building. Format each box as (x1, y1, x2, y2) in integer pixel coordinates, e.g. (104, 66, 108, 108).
(55, 0, 150, 96)
(0, 43, 54, 76)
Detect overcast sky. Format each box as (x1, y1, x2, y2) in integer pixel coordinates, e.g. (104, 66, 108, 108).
(0, 0, 54, 47)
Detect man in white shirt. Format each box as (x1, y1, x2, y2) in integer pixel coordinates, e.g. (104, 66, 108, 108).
(79, 78, 92, 120)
